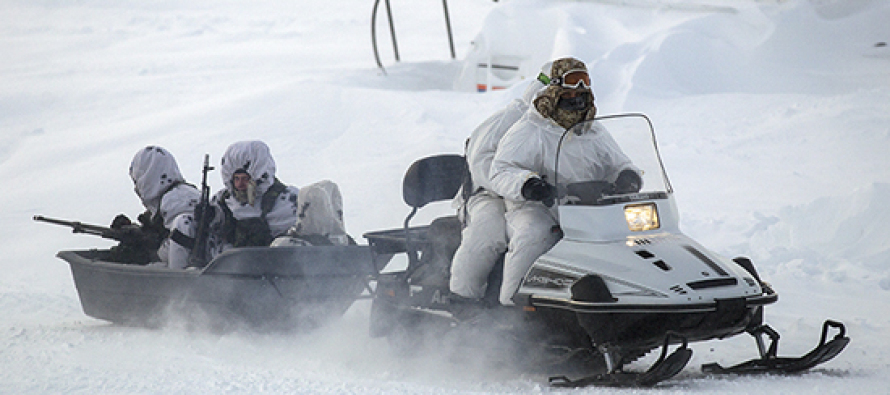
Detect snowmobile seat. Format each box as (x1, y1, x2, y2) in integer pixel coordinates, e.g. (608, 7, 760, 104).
(364, 154, 467, 274)
(401, 154, 468, 209)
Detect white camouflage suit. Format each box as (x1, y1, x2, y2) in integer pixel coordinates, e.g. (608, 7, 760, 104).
(205, 140, 301, 257)
(129, 146, 201, 269)
(200, 140, 349, 260)
(272, 179, 350, 247)
(490, 82, 638, 306)
(449, 80, 545, 299)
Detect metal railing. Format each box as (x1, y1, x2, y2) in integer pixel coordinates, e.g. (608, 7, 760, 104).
(371, 0, 457, 74)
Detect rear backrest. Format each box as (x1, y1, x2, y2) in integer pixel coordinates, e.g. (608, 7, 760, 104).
(402, 154, 467, 208)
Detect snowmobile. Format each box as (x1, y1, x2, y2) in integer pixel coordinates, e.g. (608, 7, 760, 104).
(37, 216, 374, 332)
(363, 113, 849, 387)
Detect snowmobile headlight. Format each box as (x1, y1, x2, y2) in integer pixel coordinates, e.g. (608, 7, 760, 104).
(624, 203, 659, 232)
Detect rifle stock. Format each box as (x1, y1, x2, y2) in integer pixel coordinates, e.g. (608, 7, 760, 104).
(188, 154, 215, 268)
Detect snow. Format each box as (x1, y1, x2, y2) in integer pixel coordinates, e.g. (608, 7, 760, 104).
(2, 0, 889, 393)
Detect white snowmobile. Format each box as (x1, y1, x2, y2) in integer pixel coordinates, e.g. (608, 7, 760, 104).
(363, 113, 848, 387)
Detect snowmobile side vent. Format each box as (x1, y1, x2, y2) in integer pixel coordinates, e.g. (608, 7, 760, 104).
(635, 250, 655, 259)
(652, 260, 671, 271)
(634, 250, 670, 271)
(634, 238, 653, 245)
(670, 285, 687, 295)
(683, 245, 729, 276)
(686, 278, 738, 290)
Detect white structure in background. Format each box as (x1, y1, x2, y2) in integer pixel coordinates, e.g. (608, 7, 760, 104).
(452, 0, 872, 93)
(452, 3, 561, 93)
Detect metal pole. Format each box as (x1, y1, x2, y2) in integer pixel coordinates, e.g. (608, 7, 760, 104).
(371, 0, 386, 74)
(384, 0, 400, 62)
(442, 0, 456, 59)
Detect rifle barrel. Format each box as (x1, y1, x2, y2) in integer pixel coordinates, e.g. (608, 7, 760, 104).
(34, 215, 116, 237)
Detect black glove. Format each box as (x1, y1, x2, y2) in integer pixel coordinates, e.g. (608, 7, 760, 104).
(521, 177, 556, 207)
(613, 170, 642, 194)
(110, 214, 132, 230)
(136, 211, 153, 227)
(118, 224, 146, 244)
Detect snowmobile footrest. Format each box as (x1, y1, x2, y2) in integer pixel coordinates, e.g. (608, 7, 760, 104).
(549, 334, 692, 388)
(702, 320, 849, 375)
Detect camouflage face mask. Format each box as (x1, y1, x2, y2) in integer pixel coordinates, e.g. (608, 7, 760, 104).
(534, 86, 597, 130)
(533, 57, 598, 130)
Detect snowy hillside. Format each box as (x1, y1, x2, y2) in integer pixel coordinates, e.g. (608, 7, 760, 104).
(2, 0, 889, 393)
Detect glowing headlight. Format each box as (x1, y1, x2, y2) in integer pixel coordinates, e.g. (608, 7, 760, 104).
(624, 203, 660, 232)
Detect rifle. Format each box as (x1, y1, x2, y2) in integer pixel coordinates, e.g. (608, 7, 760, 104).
(34, 215, 155, 246)
(188, 154, 215, 268)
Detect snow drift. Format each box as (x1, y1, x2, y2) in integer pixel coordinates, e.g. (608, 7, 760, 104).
(2, 0, 889, 393)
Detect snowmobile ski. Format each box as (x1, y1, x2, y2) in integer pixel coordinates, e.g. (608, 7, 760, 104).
(549, 335, 693, 388)
(701, 320, 849, 375)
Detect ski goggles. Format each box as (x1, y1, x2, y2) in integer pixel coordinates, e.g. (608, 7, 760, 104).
(538, 69, 591, 90)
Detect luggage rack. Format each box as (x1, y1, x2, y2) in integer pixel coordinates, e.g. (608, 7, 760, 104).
(364, 225, 432, 255)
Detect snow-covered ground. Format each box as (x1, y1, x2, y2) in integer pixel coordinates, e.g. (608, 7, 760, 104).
(2, 0, 889, 393)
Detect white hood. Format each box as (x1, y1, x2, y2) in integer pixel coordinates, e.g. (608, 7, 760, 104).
(220, 140, 277, 197)
(129, 146, 187, 214)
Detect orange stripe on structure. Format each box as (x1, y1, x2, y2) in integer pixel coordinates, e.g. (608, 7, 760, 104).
(477, 85, 508, 92)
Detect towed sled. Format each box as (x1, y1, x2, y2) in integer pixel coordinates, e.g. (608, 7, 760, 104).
(364, 113, 849, 387)
(40, 216, 375, 331)
(57, 247, 373, 331)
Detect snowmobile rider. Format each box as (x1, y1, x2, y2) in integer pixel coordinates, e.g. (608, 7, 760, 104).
(449, 62, 551, 302)
(110, 146, 201, 267)
(489, 57, 642, 305)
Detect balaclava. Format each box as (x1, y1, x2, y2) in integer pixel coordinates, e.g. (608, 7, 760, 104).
(533, 57, 597, 130)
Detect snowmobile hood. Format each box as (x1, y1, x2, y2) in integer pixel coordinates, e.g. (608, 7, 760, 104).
(129, 146, 187, 214)
(220, 140, 277, 197)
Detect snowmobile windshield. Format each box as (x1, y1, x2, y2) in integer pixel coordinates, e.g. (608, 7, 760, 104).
(553, 113, 672, 206)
